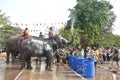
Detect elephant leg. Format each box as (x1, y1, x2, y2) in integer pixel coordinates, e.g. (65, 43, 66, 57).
(20, 61, 25, 69)
(47, 59, 52, 70)
(11, 52, 16, 63)
(45, 51, 53, 71)
(20, 55, 26, 69)
(6, 52, 10, 63)
(48, 56, 53, 71)
(26, 57, 32, 69)
(45, 58, 49, 70)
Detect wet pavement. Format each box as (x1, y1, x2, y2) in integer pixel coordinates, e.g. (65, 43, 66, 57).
(18, 63, 84, 80)
(0, 53, 120, 80)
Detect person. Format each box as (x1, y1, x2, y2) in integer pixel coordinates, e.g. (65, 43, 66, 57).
(98, 48, 104, 64)
(94, 47, 99, 58)
(105, 47, 111, 61)
(23, 28, 28, 36)
(110, 45, 120, 70)
(87, 49, 97, 70)
(39, 32, 44, 38)
(23, 28, 29, 39)
(49, 27, 54, 40)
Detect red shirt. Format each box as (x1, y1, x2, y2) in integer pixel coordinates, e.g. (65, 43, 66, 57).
(24, 30, 28, 35)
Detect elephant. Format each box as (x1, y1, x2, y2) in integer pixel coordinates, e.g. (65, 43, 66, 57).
(19, 36, 53, 70)
(5, 34, 31, 63)
(5, 35, 23, 63)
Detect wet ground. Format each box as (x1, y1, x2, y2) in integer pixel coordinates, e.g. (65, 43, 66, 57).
(0, 53, 120, 80)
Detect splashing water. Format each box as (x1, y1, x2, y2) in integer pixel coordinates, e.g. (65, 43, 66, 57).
(112, 73, 116, 80)
(70, 9, 76, 35)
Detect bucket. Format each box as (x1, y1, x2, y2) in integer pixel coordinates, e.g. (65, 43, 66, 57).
(73, 57, 78, 71)
(76, 58, 85, 74)
(69, 56, 74, 69)
(68, 56, 72, 67)
(84, 60, 95, 78)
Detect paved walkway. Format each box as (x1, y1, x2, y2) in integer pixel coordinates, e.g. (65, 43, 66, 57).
(0, 52, 6, 61)
(0, 52, 120, 80)
(98, 61, 120, 75)
(20, 63, 85, 80)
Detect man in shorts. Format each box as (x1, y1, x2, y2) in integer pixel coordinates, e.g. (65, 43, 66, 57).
(111, 45, 120, 70)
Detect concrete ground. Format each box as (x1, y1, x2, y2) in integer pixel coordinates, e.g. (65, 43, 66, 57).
(0, 52, 120, 80)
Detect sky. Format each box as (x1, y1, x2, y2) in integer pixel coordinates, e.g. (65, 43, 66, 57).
(0, 0, 120, 35)
(0, 0, 76, 23)
(110, 0, 120, 35)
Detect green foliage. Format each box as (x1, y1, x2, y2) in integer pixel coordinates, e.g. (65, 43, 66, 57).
(0, 10, 10, 26)
(97, 32, 115, 47)
(67, 0, 116, 48)
(0, 9, 23, 47)
(0, 25, 23, 47)
(114, 35, 120, 47)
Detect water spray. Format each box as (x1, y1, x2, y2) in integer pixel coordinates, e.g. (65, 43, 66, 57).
(70, 8, 76, 35)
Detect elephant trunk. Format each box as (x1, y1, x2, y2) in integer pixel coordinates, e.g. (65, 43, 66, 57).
(61, 34, 74, 45)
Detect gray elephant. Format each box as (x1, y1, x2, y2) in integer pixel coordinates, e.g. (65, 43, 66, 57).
(5, 34, 31, 63)
(5, 35, 23, 63)
(19, 36, 53, 70)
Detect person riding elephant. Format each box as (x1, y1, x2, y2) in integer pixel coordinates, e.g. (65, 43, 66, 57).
(23, 27, 31, 39)
(23, 28, 28, 36)
(49, 27, 55, 40)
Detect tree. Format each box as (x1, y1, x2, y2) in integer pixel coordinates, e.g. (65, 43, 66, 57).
(0, 10, 10, 26)
(68, 0, 116, 48)
(0, 10, 23, 47)
(0, 25, 23, 47)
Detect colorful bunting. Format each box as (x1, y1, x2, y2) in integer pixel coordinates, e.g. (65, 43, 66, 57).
(11, 22, 66, 26)
(10, 22, 67, 33)
(16, 23, 19, 27)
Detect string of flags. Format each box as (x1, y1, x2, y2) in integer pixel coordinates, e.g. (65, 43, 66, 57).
(10, 22, 67, 27)
(7, 22, 67, 36)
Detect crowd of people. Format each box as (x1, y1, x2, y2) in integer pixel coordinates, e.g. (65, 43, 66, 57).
(54, 45, 120, 71)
